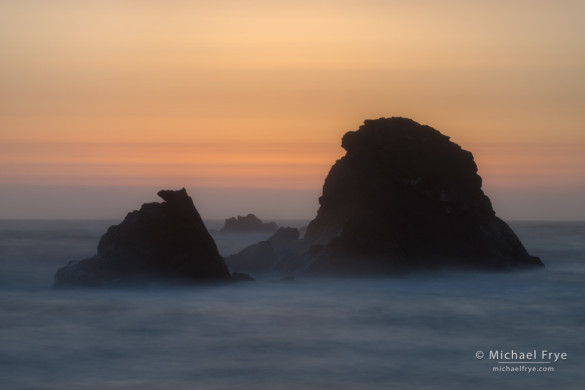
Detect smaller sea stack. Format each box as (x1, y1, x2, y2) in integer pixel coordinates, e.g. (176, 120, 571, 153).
(54, 188, 232, 287)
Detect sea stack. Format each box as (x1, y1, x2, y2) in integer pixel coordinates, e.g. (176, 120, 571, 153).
(220, 214, 279, 233)
(54, 188, 233, 287)
(225, 227, 302, 274)
(303, 117, 543, 273)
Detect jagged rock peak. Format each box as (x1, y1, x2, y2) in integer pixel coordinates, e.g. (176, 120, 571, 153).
(157, 188, 189, 203)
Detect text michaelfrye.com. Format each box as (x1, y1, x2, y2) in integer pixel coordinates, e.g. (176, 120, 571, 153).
(475, 349, 568, 374)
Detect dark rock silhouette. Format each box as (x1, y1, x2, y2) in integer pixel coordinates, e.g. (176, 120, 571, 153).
(303, 117, 543, 273)
(54, 188, 234, 287)
(231, 272, 256, 282)
(220, 214, 279, 233)
(225, 227, 303, 274)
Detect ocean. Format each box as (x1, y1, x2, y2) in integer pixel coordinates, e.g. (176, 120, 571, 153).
(0, 220, 584, 389)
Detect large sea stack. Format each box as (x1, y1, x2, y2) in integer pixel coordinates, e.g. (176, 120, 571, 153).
(303, 117, 543, 273)
(54, 188, 233, 287)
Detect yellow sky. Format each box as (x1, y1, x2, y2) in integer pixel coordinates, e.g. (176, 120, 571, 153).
(1, 0, 584, 219)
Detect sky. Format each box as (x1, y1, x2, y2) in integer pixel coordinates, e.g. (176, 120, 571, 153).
(1, 0, 584, 220)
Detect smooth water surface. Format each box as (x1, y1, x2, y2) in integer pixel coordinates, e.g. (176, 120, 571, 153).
(1, 220, 584, 389)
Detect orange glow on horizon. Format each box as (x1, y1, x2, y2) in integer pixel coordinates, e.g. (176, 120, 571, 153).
(1, 1, 584, 219)
(0, 140, 343, 188)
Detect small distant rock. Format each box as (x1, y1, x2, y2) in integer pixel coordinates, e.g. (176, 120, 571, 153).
(54, 188, 233, 287)
(220, 214, 279, 233)
(225, 227, 303, 274)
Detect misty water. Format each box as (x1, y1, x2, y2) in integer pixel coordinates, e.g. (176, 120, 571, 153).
(1, 220, 584, 389)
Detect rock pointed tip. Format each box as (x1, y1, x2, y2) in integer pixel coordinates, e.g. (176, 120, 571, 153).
(157, 188, 189, 203)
